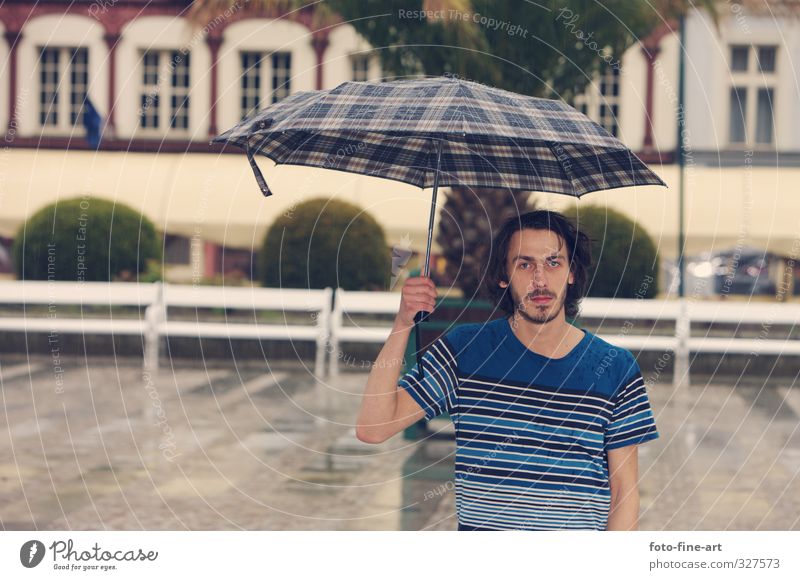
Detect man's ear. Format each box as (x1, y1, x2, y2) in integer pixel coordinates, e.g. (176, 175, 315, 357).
(568, 270, 574, 285)
(499, 279, 509, 289)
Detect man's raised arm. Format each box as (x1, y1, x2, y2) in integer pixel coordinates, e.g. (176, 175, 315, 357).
(355, 276, 437, 444)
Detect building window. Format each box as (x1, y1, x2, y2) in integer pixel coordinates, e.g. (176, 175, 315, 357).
(164, 234, 191, 265)
(730, 45, 749, 72)
(38, 46, 88, 131)
(139, 50, 191, 133)
(239, 51, 291, 120)
(729, 87, 747, 144)
(170, 52, 190, 130)
(757, 46, 776, 72)
(271, 52, 291, 103)
(597, 67, 619, 137)
(216, 247, 257, 279)
(351, 55, 370, 81)
(140, 52, 160, 128)
(728, 44, 776, 146)
(755, 87, 774, 144)
(572, 65, 620, 137)
(241, 52, 261, 119)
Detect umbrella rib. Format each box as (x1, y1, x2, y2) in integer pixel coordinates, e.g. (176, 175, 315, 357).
(543, 140, 581, 197)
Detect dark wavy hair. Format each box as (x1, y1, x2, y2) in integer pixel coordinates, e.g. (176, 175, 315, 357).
(486, 210, 592, 320)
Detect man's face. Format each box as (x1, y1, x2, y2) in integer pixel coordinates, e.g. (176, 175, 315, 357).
(499, 228, 574, 325)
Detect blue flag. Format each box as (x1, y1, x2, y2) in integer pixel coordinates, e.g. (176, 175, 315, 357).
(83, 97, 103, 149)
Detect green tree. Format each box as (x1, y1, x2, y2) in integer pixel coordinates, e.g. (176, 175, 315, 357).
(259, 198, 391, 290)
(562, 204, 659, 298)
(13, 197, 162, 282)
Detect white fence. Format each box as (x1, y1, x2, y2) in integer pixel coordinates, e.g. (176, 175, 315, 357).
(579, 297, 800, 354)
(328, 292, 800, 385)
(328, 289, 400, 377)
(0, 281, 331, 379)
(0, 281, 797, 384)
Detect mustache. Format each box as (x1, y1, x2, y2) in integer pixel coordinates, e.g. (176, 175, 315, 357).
(526, 292, 554, 299)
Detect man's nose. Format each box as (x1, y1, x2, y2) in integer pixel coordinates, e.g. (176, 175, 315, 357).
(531, 265, 547, 286)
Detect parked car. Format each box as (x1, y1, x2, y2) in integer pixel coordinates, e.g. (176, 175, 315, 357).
(685, 247, 777, 297)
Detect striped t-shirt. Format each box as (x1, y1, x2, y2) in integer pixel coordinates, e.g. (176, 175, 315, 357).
(398, 317, 659, 531)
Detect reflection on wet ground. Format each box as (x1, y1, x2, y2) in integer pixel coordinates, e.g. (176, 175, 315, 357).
(1, 355, 798, 530)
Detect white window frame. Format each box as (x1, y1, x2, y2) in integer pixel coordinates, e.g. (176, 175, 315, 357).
(38, 46, 89, 135)
(239, 50, 292, 121)
(727, 44, 777, 148)
(137, 49, 192, 138)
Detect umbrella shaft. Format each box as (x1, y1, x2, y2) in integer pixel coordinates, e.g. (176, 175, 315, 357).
(423, 139, 443, 277)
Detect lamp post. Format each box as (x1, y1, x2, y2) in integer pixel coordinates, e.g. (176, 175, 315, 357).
(674, 12, 690, 389)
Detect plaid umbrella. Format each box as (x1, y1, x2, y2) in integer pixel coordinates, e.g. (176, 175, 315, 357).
(213, 76, 665, 195)
(212, 76, 666, 376)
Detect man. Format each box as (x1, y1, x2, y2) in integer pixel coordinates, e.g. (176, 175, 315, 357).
(356, 210, 659, 530)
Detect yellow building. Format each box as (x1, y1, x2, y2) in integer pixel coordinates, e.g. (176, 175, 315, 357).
(1, 1, 797, 296)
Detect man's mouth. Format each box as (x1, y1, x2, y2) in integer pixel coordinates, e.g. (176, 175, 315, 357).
(529, 295, 553, 305)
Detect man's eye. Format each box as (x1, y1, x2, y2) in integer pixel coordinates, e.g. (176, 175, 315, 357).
(519, 262, 530, 269)
(548, 260, 560, 267)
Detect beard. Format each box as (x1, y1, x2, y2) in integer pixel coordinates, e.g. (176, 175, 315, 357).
(510, 286, 566, 325)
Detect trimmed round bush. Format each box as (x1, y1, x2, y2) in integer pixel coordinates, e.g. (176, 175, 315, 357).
(259, 198, 390, 290)
(562, 204, 659, 298)
(12, 196, 161, 282)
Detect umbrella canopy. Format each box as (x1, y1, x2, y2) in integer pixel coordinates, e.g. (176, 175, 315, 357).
(211, 76, 666, 197)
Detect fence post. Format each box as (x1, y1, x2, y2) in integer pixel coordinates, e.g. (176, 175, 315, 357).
(673, 296, 690, 388)
(328, 288, 342, 379)
(143, 281, 164, 377)
(315, 287, 333, 379)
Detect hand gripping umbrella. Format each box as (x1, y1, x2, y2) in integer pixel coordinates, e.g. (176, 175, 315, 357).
(211, 76, 666, 378)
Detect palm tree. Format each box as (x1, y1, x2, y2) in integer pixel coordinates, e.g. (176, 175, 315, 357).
(435, 187, 537, 299)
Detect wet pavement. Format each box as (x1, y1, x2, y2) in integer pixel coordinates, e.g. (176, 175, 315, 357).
(1, 354, 798, 530)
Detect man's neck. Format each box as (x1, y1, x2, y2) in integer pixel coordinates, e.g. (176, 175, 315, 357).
(508, 312, 581, 358)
